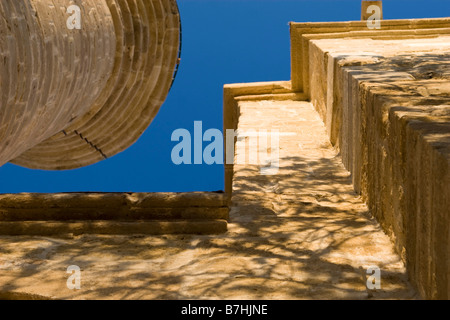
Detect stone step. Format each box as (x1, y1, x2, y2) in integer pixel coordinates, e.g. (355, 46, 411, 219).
(0, 220, 228, 236)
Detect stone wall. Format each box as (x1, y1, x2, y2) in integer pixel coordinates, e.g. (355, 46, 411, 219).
(290, 19, 450, 299)
(0, 192, 228, 236)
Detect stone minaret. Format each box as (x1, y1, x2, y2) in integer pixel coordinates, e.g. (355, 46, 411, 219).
(0, 0, 181, 169)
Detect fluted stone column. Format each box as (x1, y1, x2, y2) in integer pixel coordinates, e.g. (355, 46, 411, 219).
(0, 0, 180, 170)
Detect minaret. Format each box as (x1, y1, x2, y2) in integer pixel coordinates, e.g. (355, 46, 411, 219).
(0, 0, 181, 170)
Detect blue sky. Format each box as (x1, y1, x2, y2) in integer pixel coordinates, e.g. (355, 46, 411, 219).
(0, 0, 448, 193)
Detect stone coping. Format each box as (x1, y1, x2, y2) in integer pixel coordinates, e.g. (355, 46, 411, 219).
(290, 17, 450, 94)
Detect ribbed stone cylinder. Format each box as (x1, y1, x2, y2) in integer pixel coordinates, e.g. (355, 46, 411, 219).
(0, 0, 180, 170)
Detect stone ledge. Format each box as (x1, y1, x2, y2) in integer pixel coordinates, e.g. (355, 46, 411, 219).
(0, 192, 229, 209)
(0, 192, 229, 235)
(0, 220, 228, 236)
(290, 18, 450, 94)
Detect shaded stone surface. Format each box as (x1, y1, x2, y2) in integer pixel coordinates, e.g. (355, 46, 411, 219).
(0, 101, 417, 300)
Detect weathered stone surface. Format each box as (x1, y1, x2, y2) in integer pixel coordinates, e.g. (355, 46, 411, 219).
(0, 192, 229, 235)
(0, 192, 229, 210)
(289, 18, 450, 94)
(0, 100, 416, 300)
(0, 0, 181, 169)
(0, 220, 228, 236)
(0, 16, 447, 301)
(289, 18, 450, 299)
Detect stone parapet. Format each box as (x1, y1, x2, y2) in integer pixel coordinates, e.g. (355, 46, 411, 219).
(290, 18, 450, 299)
